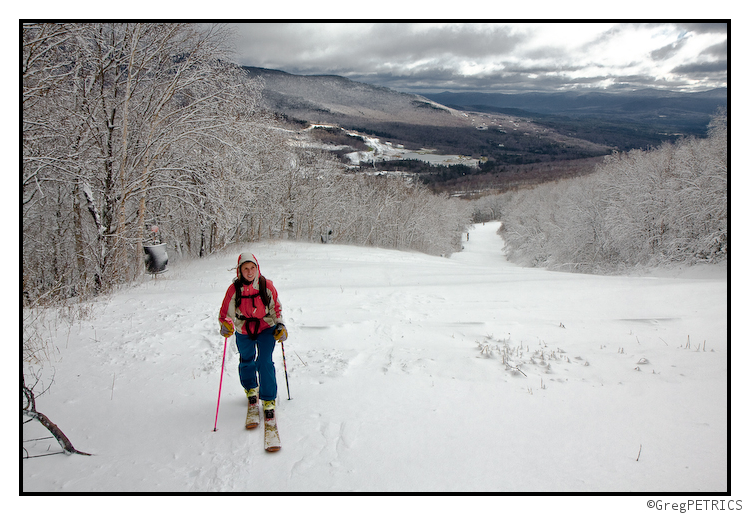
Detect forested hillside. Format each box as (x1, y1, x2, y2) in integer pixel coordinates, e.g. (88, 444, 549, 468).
(491, 110, 727, 272)
(22, 23, 470, 305)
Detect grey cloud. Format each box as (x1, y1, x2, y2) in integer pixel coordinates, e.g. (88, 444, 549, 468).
(580, 23, 631, 52)
(500, 62, 588, 74)
(233, 23, 523, 75)
(361, 23, 523, 61)
(700, 40, 727, 59)
(639, 22, 727, 36)
(650, 38, 690, 61)
(671, 60, 728, 74)
(676, 22, 728, 35)
(347, 67, 614, 94)
(228, 22, 727, 94)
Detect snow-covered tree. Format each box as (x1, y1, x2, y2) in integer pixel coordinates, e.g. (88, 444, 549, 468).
(23, 23, 266, 298)
(499, 111, 727, 272)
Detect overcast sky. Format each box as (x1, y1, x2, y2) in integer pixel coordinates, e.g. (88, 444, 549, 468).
(227, 22, 727, 94)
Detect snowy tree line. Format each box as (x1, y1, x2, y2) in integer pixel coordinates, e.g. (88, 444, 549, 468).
(22, 23, 469, 305)
(494, 111, 727, 272)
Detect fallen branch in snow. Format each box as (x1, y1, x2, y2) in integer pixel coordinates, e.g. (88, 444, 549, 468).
(23, 408, 92, 457)
(23, 380, 91, 458)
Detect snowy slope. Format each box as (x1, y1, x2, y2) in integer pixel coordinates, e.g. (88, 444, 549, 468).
(23, 222, 728, 495)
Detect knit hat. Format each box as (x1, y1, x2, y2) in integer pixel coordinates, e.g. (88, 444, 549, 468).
(236, 253, 260, 280)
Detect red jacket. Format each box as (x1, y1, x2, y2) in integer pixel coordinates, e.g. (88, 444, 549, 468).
(219, 259, 283, 336)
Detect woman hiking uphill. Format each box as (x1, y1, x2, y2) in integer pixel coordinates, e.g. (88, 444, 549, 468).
(219, 253, 288, 427)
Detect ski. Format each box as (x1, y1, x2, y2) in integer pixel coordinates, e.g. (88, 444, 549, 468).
(245, 400, 260, 430)
(264, 411, 281, 452)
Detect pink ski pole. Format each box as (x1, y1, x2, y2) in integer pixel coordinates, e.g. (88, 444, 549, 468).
(213, 336, 229, 431)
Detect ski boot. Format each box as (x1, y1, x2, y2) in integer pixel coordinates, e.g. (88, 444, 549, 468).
(263, 399, 276, 421)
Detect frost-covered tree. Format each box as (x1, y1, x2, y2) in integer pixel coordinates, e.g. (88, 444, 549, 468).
(499, 110, 727, 272)
(471, 194, 504, 223)
(23, 23, 266, 298)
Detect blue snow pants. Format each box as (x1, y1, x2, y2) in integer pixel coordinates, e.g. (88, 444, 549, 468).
(235, 328, 277, 402)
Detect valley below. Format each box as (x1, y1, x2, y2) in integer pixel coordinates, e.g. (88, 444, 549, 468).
(245, 66, 726, 195)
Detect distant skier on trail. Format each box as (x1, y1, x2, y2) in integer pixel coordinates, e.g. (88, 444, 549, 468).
(218, 253, 287, 441)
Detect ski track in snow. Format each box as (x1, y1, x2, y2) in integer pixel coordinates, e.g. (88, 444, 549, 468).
(22, 222, 728, 493)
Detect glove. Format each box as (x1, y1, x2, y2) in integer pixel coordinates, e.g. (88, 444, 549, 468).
(219, 319, 234, 338)
(273, 323, 288, 342)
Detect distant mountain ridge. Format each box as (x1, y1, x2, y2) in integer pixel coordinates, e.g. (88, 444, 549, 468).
(242, 66, 463, 127)
(422, 88, 727, 132)
(243, 65, 726, 138)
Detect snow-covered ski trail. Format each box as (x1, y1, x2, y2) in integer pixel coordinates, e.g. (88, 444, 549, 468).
(23, 221, 727, 493)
